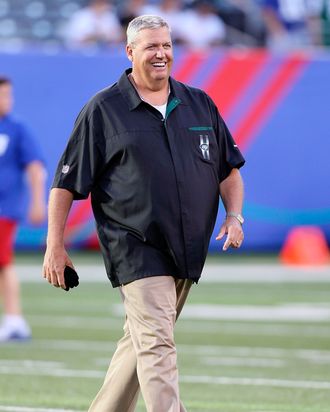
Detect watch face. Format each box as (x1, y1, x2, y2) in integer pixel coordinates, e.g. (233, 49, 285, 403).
(237, 214, 244, 224)
(228, 213, 244, 224)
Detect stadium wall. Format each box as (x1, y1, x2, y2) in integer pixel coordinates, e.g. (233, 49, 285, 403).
(1, 48, 329, 252)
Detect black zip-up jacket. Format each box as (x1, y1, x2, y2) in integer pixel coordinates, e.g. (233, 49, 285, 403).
(53, 69, 245, 287)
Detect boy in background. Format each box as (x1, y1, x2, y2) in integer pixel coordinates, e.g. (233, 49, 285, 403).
(0, 76, 46, 342)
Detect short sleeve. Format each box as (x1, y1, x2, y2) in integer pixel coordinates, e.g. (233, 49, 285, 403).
(52, 104, 105, 200)
(210, 98, 245, 182)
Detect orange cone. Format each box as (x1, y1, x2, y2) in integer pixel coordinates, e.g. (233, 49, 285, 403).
(280, 226, 330, 266)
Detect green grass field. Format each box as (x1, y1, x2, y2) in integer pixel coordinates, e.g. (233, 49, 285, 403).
(1, 254, 330, 412)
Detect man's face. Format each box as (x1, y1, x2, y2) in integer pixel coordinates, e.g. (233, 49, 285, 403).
(0, 83, 13, 116)
(127, 27, 173, 87)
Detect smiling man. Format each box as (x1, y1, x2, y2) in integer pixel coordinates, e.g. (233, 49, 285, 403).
(43, 15, 245, 412)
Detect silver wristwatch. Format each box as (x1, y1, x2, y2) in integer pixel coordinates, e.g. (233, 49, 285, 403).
(226, 212, 244, 225)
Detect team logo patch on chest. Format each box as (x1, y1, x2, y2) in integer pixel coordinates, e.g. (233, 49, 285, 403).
(0, 134, 9, 156)
(199, 135, 210, 160)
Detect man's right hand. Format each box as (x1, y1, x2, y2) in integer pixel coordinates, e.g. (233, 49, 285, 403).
(42, 188, 75, 289)
(43, 245, 74, 290)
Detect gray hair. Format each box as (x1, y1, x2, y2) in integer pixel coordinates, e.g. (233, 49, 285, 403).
(127, 15, 170, 46)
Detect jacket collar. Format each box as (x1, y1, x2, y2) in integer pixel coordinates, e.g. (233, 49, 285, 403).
(118, 68, 189, 111)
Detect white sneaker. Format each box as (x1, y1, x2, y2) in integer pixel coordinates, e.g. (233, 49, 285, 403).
(0, 316, 31, 342)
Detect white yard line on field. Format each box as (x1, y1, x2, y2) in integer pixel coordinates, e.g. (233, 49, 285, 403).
(2, 348, 328, 376)
(0, 360, 64, 368)
(8, 338, 330, 362)
(29, 339, 117, 352)
(93, 355, 286, 369)
(181, 303, 330, 322)
(4, 338, 330, 366)
(201, 356, 285, 368)
(26, 313, 330, 337)
(17, 263, 330, 283)
(178, 321, 330, 337)
(0, 364, 330, 390)
(179, 343, 330, 360)
(181, 375, 330, 389)
(112, 302, 330, 322)
(0, 407, 82, 412)
(27, 315, 123, 330)
(0, 366, 104, 378)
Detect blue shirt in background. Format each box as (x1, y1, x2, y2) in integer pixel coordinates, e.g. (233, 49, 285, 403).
(260, 0, 308, 30)
(0, 114, 43, 221)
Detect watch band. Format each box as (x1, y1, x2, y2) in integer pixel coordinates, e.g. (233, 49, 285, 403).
(226, 212, 244, 225)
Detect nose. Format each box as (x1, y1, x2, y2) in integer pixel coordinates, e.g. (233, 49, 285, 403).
(155, 48, 165, 58)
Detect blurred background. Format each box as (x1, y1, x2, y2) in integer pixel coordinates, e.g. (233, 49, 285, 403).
(1, 0, 330, 256)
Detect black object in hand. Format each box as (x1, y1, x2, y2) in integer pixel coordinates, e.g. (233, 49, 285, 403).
(64, 266, 79, 291)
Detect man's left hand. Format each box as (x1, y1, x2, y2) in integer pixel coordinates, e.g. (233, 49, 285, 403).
(216, 216, 244, 251)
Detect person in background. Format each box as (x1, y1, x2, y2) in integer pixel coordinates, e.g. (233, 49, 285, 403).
(216, 0, 267, 47)
(260, 0, 321, 50)
(0, 76, 46, 342)
(139, 0, 188, 44)
(64, 0, 124, 49)
(117, 0, 147, 32)
(176, 0, 226, 48)
(43, 14, 244, 411)
(321, 0, 330, 46)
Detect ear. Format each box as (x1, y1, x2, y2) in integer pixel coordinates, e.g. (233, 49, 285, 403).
(126, 44, 133, 62)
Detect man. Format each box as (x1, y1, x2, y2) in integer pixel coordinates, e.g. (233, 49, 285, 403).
(43, 15, 245, 412)
(0, 76, 46, 342)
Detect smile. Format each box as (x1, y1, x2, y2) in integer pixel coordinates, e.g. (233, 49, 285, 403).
(151, 62, 167, 68)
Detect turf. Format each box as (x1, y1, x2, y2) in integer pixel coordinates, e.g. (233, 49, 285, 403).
(0, 259, 330, 412)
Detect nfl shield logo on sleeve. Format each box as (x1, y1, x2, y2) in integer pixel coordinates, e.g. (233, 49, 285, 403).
(62, 164, 70, 174)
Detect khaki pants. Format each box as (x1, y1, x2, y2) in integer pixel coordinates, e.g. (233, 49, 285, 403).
(89, 276, 192, 412)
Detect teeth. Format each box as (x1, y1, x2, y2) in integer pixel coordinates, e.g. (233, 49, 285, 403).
(152, 63, 166, 67)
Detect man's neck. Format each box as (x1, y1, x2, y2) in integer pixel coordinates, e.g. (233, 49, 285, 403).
(129, 73, 170, 106)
